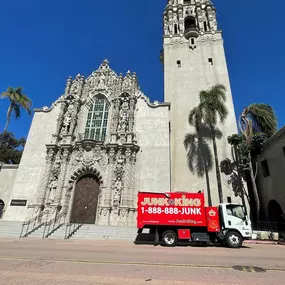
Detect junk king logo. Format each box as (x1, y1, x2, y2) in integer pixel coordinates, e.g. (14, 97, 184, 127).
(141, 195, 202, 207)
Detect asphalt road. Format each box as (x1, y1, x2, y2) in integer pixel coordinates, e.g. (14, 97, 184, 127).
(0, 238, 285, 284)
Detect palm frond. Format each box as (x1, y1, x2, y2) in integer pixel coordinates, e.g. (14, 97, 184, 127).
(199, 90, 210, 102)
(216, 103, 229, 124)
(15, 87, 23, 94)
(197, 124, 213, 140)
(188, 105, 203, 128)
(17, 95, 32, 114)
(213, 127, 223, 140)
(1, 86, 32, 118)
(248, 103, 277, 136)
(184, 131, 214, 178)
(13, 104, 21, 119)
(210, 84, 227, 102)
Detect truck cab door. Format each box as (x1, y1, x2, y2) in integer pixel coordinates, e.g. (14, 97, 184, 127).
(222, 204, 252, 239)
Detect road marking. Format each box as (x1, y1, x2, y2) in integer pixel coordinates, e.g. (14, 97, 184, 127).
(0, 256, 284, 272)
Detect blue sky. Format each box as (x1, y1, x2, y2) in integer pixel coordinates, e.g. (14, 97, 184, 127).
(0, 0, 284, 140)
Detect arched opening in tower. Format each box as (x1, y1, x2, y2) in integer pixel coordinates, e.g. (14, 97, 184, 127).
(184, 16, 196, 31)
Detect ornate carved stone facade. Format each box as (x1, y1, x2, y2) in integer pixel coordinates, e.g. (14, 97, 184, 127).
(27, 60, 144, 226)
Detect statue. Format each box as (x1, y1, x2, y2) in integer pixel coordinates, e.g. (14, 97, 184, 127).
(62, 115, 71, 134)
(48, 176, 58, 203)
(164, 18, 169, 35)
(98, 74, 106, 89)
(118, 112, 128, 132)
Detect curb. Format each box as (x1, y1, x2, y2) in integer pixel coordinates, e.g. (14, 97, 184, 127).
(244, 240, 284, 245)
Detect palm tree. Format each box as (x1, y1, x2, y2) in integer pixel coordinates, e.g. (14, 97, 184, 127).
(239, 103, 277, 219)
(0, 87, 32, 147)
(240, 103, 277, 138)
(189, 84, 229, 203)
(184, 124, 222, 206)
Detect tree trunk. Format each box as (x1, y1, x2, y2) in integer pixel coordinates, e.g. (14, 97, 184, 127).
(204, 160, 212, 206)
(0, 104, 12, 148)
(248, 154, 260, 220)
(212, 131, 223, 203)
(234, 146, 248, 217)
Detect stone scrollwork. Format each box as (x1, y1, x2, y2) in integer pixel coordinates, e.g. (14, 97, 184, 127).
(70, 143, 107, 170)
(69, 74, 85, 100)
(83, 60, 139, 102)
(85, 59, 118, 100)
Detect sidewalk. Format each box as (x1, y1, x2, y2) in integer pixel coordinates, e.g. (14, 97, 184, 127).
(244, 240, 285, 245)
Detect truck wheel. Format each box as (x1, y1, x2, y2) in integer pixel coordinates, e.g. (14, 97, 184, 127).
(162, 230, 177, 247)
(225, 231, 243, 248)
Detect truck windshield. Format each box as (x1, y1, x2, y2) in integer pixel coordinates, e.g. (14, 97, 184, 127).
(226, 205, 245, 220)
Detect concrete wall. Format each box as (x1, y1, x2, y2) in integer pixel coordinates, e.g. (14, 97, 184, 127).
(3, 105, 60, 221)
(256, 127, 285, 221)
(135, 97, 171, 195)
(163, 32, 240, 206)
(0, 164, 18, 218)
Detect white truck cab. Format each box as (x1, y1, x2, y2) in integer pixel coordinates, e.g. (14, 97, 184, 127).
(217, 203, 252, 248)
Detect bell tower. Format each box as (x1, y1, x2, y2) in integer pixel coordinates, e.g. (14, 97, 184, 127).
(162, 0, 238, 204)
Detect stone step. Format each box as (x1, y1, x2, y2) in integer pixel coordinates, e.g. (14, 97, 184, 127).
(70, 225, 138, 240)
(0, 221, 23, 237)
(0, 221, 144, 241)
(48, 225, 67, 239)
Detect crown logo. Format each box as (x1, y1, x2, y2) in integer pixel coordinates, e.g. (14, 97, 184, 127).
(208, 209, 216, 217)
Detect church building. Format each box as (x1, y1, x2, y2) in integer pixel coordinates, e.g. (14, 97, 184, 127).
(0, 0, 239, 231)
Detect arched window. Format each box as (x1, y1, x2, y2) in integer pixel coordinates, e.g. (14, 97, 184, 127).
(85, 95, 110, 141)
(185, 16, 196, 31)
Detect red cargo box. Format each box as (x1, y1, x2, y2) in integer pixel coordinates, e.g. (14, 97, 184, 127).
(137, 192, 207, 228)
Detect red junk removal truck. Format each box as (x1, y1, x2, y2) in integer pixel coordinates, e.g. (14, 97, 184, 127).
(137, 191, 252, 248)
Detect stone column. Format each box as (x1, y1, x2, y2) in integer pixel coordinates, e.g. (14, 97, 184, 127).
(55, 148, 70, 204)
(120, 146, 139, 226)
(111, 99, 121, 133)
(128, 99, 135, 132)
(62, 180, 74, 216)
(119, 147, 137, 226)
(36, 148, 55, 205)
(120, 147, 132, 208)
(69, 100, 80, 136)
(65, 76, 73, 95)
(55, 103, 66, 135)
(99, 148, 116, 226)
(51, 102, 66, 145)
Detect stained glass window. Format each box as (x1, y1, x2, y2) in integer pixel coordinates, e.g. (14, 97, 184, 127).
(84, 95, 110, 141)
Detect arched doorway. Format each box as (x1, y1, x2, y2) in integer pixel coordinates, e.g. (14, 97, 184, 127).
(0, 200, 4, 219)
(70, 174, 100, 224)
(268, 200, 284, 222)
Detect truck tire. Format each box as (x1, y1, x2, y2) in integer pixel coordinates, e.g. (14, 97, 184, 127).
(162, 230, 177, 247)
(225, 231, 243, 248)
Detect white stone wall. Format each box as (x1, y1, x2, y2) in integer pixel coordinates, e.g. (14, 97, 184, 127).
(3, 105, 60, 221)
(256, 128, 285, 219)
(163, 33, 239, 206)
(135, 98, 171, 196)
(0, 165, 18, 218)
